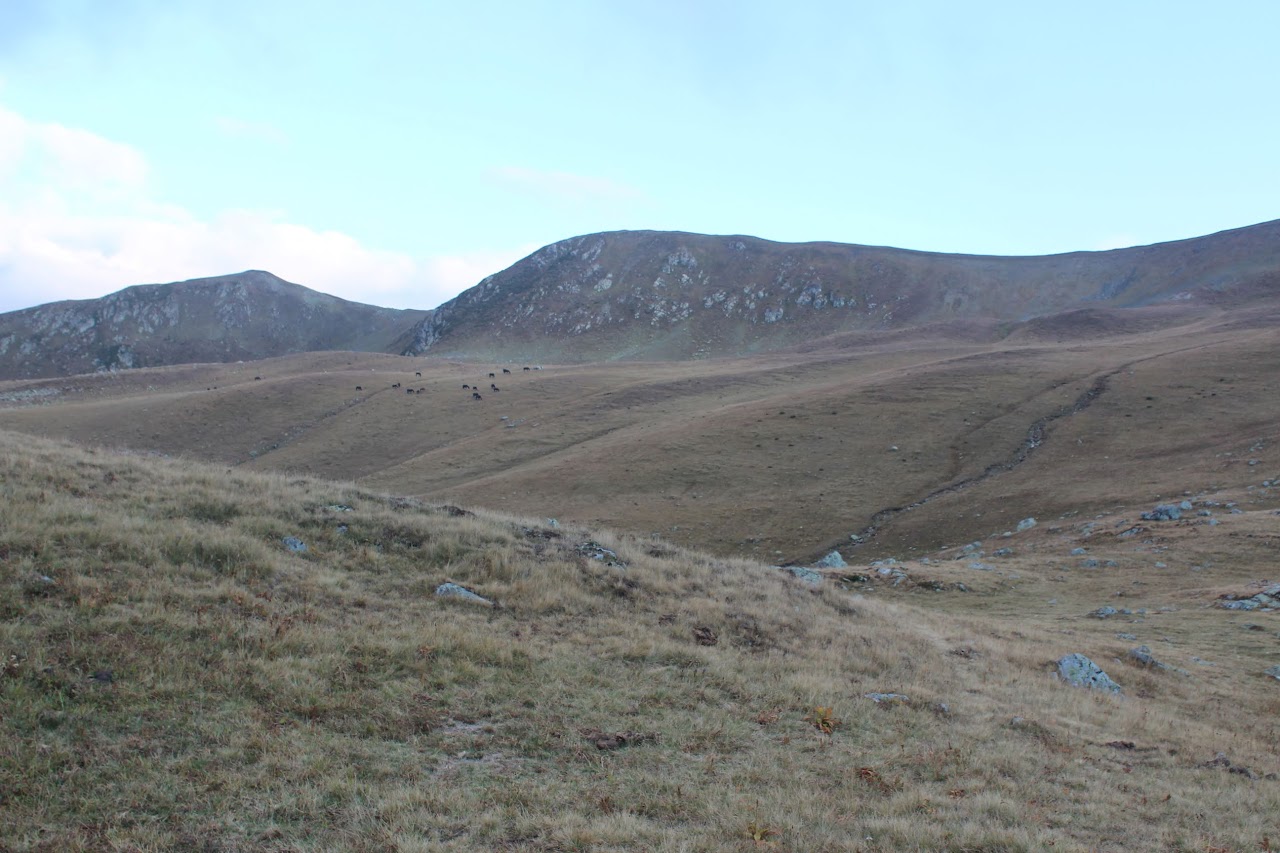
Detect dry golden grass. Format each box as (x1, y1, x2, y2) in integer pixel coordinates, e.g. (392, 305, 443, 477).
(2, 428, 1278, 851)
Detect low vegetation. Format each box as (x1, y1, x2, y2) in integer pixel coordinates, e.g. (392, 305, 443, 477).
(2, 429, 1278, 851)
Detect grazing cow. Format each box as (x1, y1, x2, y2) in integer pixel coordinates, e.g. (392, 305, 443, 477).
(523, 366, 530, 371)
(490, 384, 499, 392)
(489, 372, 496, 378)
(463, 384, 470, 389)
(405, 388, 414, 394)
(502, 368, 511, 374)
(472, 392, 483, 400)
(392, 382, 401, 388)
(254, 376, 262, 381)
(355, 385, 363, 391)
(415, 371, 422, 377)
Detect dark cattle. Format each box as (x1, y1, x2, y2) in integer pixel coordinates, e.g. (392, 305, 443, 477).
(462, 384, 470, 389)
(415, 372, 422, 378)
(490, 384, 499, 392)
(489, 372, 496, 378)
(355, 385, 363, 391)
(472, 392, 483, 400)
(523, 366, 530, 371)
(254, 376, 262, 381)
(502, 368, 511, 374)
(418, 388, 425, 393)
(392, 382, 401, 388)
(405, 388, 415, 394)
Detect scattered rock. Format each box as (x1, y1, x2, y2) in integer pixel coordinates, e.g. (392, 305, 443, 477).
(1128, 646, 1169, 670)
(440, 505, 471, 517)
(1264, 665, 1280, 681)
(816, 551, 847, 569)
(1090, 606, 1118, 619)
(1140, 504, 1182, 521)
(281, 536, 307, 553)
(993, 547, 1014, 558)
(546, 518, 559, 528)
(325, 504, 354, 513)
(1081, 559, 1101, 568)
(577, 541, 627, 568)
(1106, 740, 1136, 750)
(693, 626, 718, 646)
(1115, 633, 1138, 641)
(1070, 547, 1087, 556)
(434, 582, 493, 606)
(1057, 653, 1122, 693)
(582, 729, 657, 750)
(1016, 517, 1037, 532)
(783, 566, 823, 586)
(864, 692, 910, 705)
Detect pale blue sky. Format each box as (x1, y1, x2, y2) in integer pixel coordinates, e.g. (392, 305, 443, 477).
(1, 0, 1277, 312)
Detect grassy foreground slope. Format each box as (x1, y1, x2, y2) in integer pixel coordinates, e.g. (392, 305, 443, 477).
(1, 430, 1277, 852)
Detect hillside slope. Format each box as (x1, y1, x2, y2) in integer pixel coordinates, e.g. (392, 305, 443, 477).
(0, 271, 428, 379)
(401, 220, 1280, 361)
(2, 429, 1277, 851)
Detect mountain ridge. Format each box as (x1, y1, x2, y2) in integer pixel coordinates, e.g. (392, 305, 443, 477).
(0, 270, 429, 379)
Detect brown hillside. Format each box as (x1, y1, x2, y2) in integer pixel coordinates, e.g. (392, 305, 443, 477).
(2, 296, 1277, 567)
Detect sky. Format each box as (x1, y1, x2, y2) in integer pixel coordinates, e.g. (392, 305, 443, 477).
(1, 1, 1278, 314)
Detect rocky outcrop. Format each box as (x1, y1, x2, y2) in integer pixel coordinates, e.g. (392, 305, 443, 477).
(400, 220, 1280, 361)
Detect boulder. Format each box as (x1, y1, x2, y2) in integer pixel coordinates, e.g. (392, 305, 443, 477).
(1141, 504, 1182, 522)
(816, 551, 847, 569)
(435, 582, 493, 606)
(1057, 653, 1121, 693)
(783, 566, 823, 586)
(1016, 517, 1037, 532)
(281, 536, 307, 553)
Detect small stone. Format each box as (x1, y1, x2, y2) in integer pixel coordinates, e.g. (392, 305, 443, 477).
(1116, 633, 1138, 641)
(1016, 517, 1037, 532)
(434, 582, 493, 606)
(1179, 500, 1194, 510)
(864, 692, 910, 704)
(993, 547, 1014, 557)
(1070, 547, 1087, 556)
(1264, 665, 1280, 681)
(1090, 606, 1118, 618)
(282, 536, 307, 553)
(1128, 646, 1167, 669)
(547, 518, 559, 528)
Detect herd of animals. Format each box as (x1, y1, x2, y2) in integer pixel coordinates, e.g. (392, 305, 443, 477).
(353, 365, 543, 401)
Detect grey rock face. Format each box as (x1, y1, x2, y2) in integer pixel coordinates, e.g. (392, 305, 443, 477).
(1057, 653, 1121, 693)
(1016, 517, 1037, 532)
(282, 536, 307, 553)
(1090, 606, 1118, 619)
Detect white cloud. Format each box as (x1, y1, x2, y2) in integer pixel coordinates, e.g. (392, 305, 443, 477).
(0, 104, 520, 314)
(489, 165, 645, 204)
